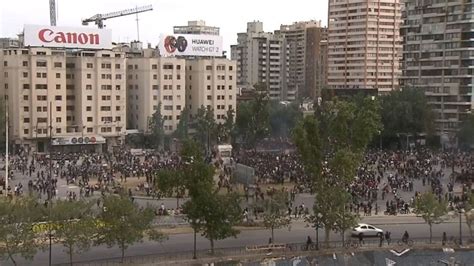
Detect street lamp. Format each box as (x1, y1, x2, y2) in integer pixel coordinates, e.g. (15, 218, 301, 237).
(458, 206, 464, 246)
(316, 212, 322, 250)
(192, 218, 200, 259)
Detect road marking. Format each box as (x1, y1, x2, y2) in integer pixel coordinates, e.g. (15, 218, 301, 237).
(390, 249, 410, 256)
(385, 258, 396, 265)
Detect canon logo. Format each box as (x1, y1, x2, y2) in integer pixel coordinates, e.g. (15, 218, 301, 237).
(38, 28, 100, 45)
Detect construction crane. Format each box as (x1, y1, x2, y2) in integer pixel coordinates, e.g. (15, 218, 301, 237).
(49, 0, 57, 26)
(82, 5, 153, 40)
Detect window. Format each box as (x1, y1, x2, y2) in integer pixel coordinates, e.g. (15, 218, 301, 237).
(229, 95, 233, 100)
(177, 85, 181, 90)
(87, 127, 93, 133)
(67, 106, 74, 111)
(100, 106, 111, 111)
(56, 73, 61, 78)
(229, 85, 233, 90)
(163, 64, 173, 69)
(37, 96, 47, 101)
(23, 95, 29, 100)
(176, 105, 181, 110)
(101, 63, 111, 69)
(229, 66, 233, 71)
(164, 105, 173, 110)
(86, 85, 92, 90)
(153, 96, 158, 100)
(87, 74, 92, 79)
(115, 116, 121, 121)
(207, 75, 211, 80)
(176, 65, 181, 70)
(152, 85, 159, 90)
(207, 85, 211, 90)
(86, 63, 93, 68)
(115, 127, 122, 132)
(24, 129, 29, 135)
(56, 107, 61, 112)
(56, 84, 61, 90)
(207, 95, 212, 100)
(87, 117, 93, 122)
(56, 128, 61, 134)
(66, 63, 75, 68)
(115, 64, 121, 69)
(23, 107, 29, 112)
(36, 61, 47, 67)
(115, 85, 121, 90)
(101, 85, 112, 90)
(101, 95, 111, 101)
(228, 105, 233, 110)
(116, 106, 120, 111)
(87, 96, 92, 101)
(23, 84, 30, 89)
(229, 75, 233, 80)
(206, 65, 212, 70)
(22, 61, 28, 67)
(56, 117, 62, 123)
(54, 62, 62, 68)
(66, 95, 75, 100)
(24, 118, 30, 123)
(115, 74, 122, 79)
(116, 95, 120, 100)
(23, 72, 28, 78)
(177, 74, 181, 80)
(55, 95, 62, 101)
(153, 74, 158, 80)
(86, 106, 92, 111)
(37, 118, 47, 123)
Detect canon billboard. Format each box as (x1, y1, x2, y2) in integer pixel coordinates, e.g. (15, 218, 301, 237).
(158, 34, 223, 57)
(24, 25, 112, 49)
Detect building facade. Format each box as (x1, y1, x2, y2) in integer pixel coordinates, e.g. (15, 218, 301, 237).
(185, 58, 237, 124)
(327, 0, 402, 93)
(401, 0, 474, 134)
(279, 21, 327, 99)
(126, 49, 186, 134)
(173, 20, 220, 36)
(0, 47, 126, 153)
(231, 21, 290, 101)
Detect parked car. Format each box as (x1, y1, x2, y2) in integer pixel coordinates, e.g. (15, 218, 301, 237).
(351, 223, 384, 237)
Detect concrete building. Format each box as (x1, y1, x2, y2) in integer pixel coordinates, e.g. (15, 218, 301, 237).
(231, 21, 290, 101)
(173, 20, 220, 36)
(279, 21, 327, 99)
(0, 47, 126, 153)
(185, 58, 237, 123)
(126, 48, 186, 134)
(401, 0, 474, 134)
(327, 0, 402, 93)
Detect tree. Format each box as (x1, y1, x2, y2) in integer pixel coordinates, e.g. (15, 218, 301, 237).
(96, 195, 165, 262)
(194, 105, 217, 153)
(148, 103, 165, 149)
(259, 191, 291, 243)
(293, 97, 381, 245)
(154, 169, 187, 208)
(268, 101, 302, 137)
(220, 108, 235, 144)
(458, 113, 474, 149)
(380, 88, 434, 141)
(413, 192, 448, 243)
(235, 83, 270, 148)
(50, 199, 97, 266)
(183, 192, 241, 254)
(174, 107, 190, 141)
(0, 197, 43, 266)
(464, 192, 474, 241)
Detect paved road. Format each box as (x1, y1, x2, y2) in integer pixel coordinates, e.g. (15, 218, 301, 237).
(5, 216, 470, 266)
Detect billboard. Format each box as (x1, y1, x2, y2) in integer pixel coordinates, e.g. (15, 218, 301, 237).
(24, 25, 112, 49)
(159, 34, 223, 57)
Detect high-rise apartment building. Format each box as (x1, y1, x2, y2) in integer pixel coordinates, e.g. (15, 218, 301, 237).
(327, 0, 402, 93)
(185, 58, 237, 123)
(279, 21, 327, 99)
(401, 0, 474, 134)
(173, 20, 220, 36)
(126, 49, 186, 134)
(231, 21, 290, 100)
(0, 47, 126, 153)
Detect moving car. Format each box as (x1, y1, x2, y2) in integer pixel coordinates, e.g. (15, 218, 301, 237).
(351, 223, 384, 237)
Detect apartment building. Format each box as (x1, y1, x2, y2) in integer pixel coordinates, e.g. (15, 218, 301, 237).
(185, 58, 237, 124)
(126, 49, 186, 134)
(327, 0, 402, 93)
(173, 20, 220, 36)
(231, 21, 290, 101)
(401, 0, 474, 134)
(0, 47, 126, 153)
(279, 21, 327, 99)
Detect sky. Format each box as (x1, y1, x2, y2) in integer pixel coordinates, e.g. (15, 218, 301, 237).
(0, 0, 328, 53)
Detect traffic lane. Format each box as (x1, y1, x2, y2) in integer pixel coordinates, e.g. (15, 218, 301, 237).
(14, 221, 471, 266)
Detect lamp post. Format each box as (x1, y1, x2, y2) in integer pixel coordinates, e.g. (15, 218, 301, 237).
(316, 212, 322, 250)
(458, 207, 464, 246)
(4, 100, 9, 197)
(48, 101, 53, 266)
(192, 218, 200, 259)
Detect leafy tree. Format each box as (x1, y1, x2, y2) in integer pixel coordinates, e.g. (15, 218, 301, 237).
(464, 192, 474, 241)
(259, 191, 291, 243)
(413, 192, 448, 243)
(96, 195, 165, 262)
(183, 192, 241, 254)
(50, 199, 97, 266)
(235, 83, 270, 148)
(154, 169, 187, 208)
(148, 102, 165, 149)
(293, 97, 381, 245)
(194, 105, 217, 152)
(458, 113, 474, 149)
(219, 108, 235, 144)
(0, 197, 43, 266)
(174, 107, 190, 141)
(380, 87, 434, 140)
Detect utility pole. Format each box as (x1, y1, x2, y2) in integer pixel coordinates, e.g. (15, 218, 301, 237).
(5, 100, 8, 197)
(48, 101, 53, 266)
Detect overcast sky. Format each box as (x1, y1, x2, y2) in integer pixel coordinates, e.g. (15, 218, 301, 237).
(1, 0, 328, 53)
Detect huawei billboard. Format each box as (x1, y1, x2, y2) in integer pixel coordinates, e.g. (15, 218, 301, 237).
(24, 25, 112, 49)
